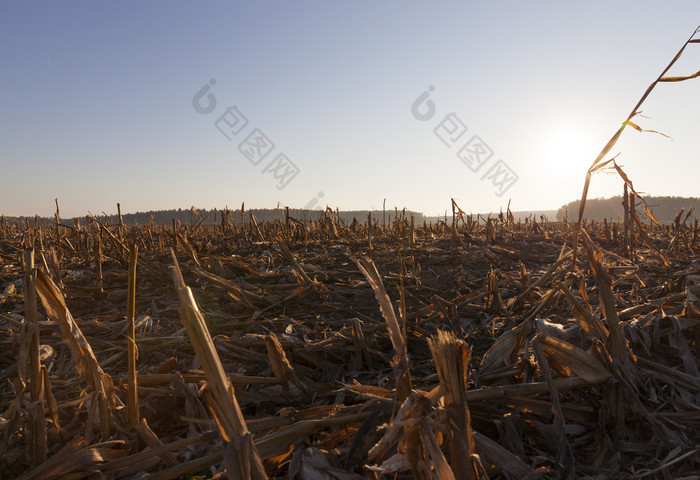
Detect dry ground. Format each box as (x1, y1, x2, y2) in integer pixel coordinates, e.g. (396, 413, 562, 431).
(0, 213, 699, 479)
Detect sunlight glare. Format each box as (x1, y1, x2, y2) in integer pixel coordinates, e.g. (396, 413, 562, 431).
(540, 128, 593, 178)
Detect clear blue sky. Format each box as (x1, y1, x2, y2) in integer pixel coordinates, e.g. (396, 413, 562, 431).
(2, 2, 699, 218)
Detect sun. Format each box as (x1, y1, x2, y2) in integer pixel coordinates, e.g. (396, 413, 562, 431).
(539, 128, 593, 178)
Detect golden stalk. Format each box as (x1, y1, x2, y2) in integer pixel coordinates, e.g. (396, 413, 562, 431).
(428, 330, 478, 480)
(126, 244, 139, 427)
(23, 248, 47, 465)
(579, 228, 627, 362)
(94, 234, 103, 293)
(169, 249, 267, 479)
(276, 235, 313, 285)
(354, 256, 421, 475)
(354, 256, 410, 398)
(35, 268, 118, 440)
(574, 26, 700, 262)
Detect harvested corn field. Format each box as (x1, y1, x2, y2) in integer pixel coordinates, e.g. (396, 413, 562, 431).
(1, 211, 699, 479)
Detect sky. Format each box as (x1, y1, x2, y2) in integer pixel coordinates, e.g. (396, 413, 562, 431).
(1, 2, 699, 218)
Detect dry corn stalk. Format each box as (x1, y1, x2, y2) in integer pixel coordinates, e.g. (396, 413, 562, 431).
(367, 393, 432, 478)
(575, 26, 700, 259)
(170, 249, 267, 479)
(479, 318, 531, 375)
(579, 228, 627, 362)
(18, 438, 126, 480)
(265, 332, 306, 398)
(276, 234, 313, 285)
(126, 244, 139, 427)
(354, 256, 411, 400)
(532, 336, 575, 478)
(354, 255, 420, 474)
(35, 268, 118, 439)
(536, 333, 611, 384)
(21, 248, 47, 465)
(427, 330, 479, 480)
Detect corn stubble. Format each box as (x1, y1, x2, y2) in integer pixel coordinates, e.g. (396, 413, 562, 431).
(1, 28, 700, 480)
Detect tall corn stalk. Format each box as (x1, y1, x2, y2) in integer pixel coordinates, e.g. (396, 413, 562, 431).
(574, 26, 700, 260)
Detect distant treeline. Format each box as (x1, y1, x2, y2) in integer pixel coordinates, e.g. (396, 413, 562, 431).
(4, 198, 695, 227)
(1, 207, 427, 227)
(556, 196, 698, 223)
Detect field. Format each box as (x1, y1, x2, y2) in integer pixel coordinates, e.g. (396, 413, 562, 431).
(0, 209, 699, 479)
